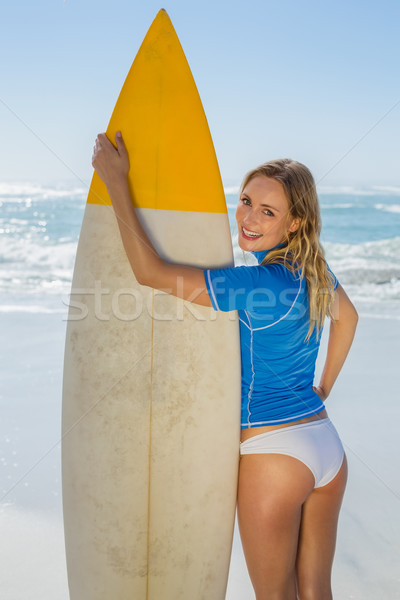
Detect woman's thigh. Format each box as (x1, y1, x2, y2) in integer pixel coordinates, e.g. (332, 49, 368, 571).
(296, 455, 348, 598)
(237, 453, 316, 599)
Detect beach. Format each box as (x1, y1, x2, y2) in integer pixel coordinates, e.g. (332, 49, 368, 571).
(1, 310, 399, 599)
(1, 183, 400, 598)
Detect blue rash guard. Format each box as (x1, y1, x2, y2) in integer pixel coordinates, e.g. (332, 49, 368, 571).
(204, 248, 339, 429)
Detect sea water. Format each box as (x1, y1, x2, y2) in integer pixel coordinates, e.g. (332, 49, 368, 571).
(1, 181, 399, 318)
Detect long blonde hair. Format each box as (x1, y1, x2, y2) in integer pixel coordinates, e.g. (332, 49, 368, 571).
(240, 159, 336, 340)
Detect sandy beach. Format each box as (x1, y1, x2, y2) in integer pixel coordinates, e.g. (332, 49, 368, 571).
(1, 309, 399, 599)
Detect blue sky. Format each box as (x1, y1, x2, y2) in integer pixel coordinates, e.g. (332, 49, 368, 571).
(1, 0, 399, 187)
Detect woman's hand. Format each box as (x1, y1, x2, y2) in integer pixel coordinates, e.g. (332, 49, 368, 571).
(313, 385, 328, 402)
(91, 131, 130, 188)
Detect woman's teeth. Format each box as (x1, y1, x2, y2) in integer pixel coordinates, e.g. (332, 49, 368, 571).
(242, 227, 262, 238)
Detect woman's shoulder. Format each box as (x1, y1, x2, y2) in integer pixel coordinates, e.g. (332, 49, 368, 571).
(255, 261, 303, 288)
(232, 262, 305, 309)
(243, 263, 306, 325)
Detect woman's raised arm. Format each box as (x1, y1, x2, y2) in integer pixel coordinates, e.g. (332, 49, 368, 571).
(92, 132, 212, 308)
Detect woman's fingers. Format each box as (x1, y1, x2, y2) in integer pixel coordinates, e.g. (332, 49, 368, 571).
(92, 131, 130, 184)
(115, 132, 130, 172)
(97, 132, 112, 147)
(115, 131, 127, 156)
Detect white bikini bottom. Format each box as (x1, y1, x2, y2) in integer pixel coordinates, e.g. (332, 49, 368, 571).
(240, 418, 345, 488)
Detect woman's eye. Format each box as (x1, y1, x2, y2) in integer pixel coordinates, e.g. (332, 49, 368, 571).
(264, 209, 274, 217)
(240, 197, 251, 205)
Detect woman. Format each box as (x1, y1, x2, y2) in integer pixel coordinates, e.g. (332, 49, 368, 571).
(92, 131, 358, 600)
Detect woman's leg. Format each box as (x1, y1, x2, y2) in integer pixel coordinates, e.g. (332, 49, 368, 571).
(237, 453, 316, 600)
(296, 456, 348, 600)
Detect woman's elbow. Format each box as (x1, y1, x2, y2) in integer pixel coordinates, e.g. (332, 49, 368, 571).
(134, 265, 161, 290)
(335, 286, 358, 326)
(134, 270, 151, 288)
(348, 302, 359, 331)
(126, 254, 166, 291)
(127, 261, 147, 287)
(333, 300, 358, 331)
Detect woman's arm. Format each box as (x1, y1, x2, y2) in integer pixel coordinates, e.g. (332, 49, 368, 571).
(92, 132, 212, 307)
(314, 284, 358, 400)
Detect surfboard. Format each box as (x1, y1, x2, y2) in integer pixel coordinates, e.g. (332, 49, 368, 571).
(62, 9, 241, 600)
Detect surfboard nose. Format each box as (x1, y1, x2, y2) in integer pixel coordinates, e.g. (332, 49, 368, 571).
(87, 8, 226, 215)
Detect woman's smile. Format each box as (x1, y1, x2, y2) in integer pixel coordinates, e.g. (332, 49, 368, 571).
(241, 226, 263, 240)
(236, 175, 298, 252)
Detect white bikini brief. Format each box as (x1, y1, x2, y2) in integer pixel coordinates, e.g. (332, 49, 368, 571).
(240, 418, 345, 488)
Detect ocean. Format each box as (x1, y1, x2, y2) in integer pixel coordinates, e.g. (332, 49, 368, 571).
(1, 181, 399, 318)
(1, 181, 400, 599)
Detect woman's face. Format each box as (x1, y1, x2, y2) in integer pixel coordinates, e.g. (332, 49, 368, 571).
(235, 175, 299, 253)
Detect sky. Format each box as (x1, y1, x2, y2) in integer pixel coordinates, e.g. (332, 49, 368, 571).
(1, 0, 399, 188)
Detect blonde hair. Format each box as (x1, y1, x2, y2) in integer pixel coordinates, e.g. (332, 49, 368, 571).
(240, 159, 336, 340)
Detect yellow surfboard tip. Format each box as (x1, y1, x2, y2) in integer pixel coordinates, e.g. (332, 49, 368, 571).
(155, 8, 171, 26)
(87, 6, 227, 214)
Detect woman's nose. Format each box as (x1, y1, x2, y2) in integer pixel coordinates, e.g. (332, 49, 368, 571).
(243, 210, 258, 227)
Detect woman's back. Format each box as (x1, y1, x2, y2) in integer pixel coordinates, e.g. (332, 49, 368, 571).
(205, 249, 338, 428)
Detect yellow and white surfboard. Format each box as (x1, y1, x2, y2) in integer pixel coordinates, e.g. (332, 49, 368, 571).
(62, 10, 241, 599)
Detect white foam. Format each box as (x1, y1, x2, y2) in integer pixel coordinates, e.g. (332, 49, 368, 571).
(224, 185, 240, 195)
(324, 236, 400, 261)
(372, 185, 400, 195)
(0, 305, 65, 314)
(0, 236, 77, 268)
(0, 182, 86, 202)
(375, 203, 400, 213)
(320, 202, 355, 209)
(318, 184, 400, 196)
(0, 236, 76, 297)
(325, 239, 400, 309)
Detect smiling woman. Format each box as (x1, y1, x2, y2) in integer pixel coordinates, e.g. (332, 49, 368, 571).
(236, 175, 300, 250)
(237, 159, 339, 341)
(93, 130, 358, 599)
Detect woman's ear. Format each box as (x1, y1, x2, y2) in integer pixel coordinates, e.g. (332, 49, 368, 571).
(288, 217, 300, 233)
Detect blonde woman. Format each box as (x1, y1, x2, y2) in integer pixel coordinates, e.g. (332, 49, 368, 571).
(92, 131, 358, 600)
